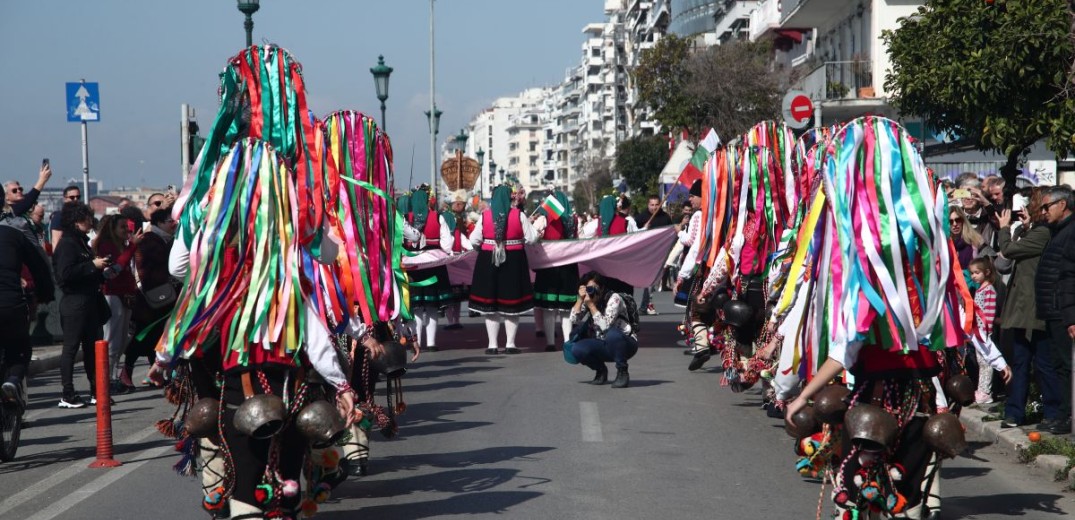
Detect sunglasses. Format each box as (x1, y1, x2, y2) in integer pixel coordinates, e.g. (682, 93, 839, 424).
(1042, 200, 1063, 212)
(948, 218, 962, 224)
(65, 195, 81, 201)
(8, 187, 23, 194)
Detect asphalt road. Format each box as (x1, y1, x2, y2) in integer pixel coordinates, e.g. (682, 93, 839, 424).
(1, 291, 1073, 519)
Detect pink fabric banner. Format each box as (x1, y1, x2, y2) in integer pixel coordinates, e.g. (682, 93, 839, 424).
(403, 227, 677, 288)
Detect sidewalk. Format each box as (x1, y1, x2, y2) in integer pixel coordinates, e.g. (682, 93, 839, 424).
(28, 343, 77, 377)
(960, 406, 1075, 485)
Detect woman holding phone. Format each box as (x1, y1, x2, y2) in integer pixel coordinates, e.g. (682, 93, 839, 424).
(93, 215, 144, 393)
(568, 271, 638, 388)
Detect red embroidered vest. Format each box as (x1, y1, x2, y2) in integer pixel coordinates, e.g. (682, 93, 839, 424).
(543, 217, 565, 240)
(481, 209, 524, 251)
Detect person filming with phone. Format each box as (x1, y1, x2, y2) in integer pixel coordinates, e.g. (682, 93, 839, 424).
(568, 272, 639, 389)
(52, 202, 112, 408)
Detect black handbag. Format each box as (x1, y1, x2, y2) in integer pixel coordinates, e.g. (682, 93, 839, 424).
(142, 282, 178, 310)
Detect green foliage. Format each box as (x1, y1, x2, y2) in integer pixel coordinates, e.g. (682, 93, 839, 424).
(1016, 434, 1075, 485)
(614, 135, 668, 196)
(633, 35, 695, 135)
(572, 154, 613, 215)
(883, 0, 1075, 182)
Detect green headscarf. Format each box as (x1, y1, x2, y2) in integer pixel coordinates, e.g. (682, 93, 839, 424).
(409, 187, 430, 230)
(396, 192, 411, 216)
(489, 185, 513, 265)
(599, 195, 617, 236)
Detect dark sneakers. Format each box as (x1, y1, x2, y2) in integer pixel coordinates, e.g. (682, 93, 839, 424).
(59, 394, 87, 409)
(425, 346, 440, 352)
(1047, 418, 1072, 435)
(1, 381, 25, 411)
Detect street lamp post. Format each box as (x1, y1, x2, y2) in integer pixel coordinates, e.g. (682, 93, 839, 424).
(236, 0, 260, 48)
(424, 107, 442, 190)
(429, 0, 438, 198)
(370, 55, 394, 131)
(488, 158, 497, 197)
(476, 147, 485, 197)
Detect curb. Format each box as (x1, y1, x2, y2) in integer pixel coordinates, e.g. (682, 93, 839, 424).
(960, 407, 1075, 484)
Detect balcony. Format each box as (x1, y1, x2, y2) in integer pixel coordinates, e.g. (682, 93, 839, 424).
(749, 0, 781, 41)
(782, 0, 855, 29)
(800, 61, 875, 101)
(714, 1, 756, 43)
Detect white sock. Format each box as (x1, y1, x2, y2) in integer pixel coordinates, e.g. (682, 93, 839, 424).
(413, 312, 427, 349)
(425, 311, 438, 348)
(533, 307, 544, 333)
(542, 309, 557, 346)
(485, 318, 501, 350)
(446, 304, 460, 325)
(504, 315, 520, 349)
(560, 313, 572, 341)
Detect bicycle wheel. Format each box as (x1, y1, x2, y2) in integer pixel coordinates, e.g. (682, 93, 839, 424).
(0, 402, 21, 462)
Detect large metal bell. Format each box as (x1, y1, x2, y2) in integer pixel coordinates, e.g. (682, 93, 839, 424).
(295, 400, 347, 448)
(722, 299, 755, 329)
(185, 398, 220, 438)
(844, 403, 899, 450)
(369, 341, 409, 378)
(923, 413, 967, 459)
(785, 405, 822, 439)
(234, 394, 286, 439)
(944, 374, 975, 407)
(813, 385, 851, 424)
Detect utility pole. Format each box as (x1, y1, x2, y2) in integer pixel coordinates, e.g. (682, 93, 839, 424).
(429, 0, 437, 197)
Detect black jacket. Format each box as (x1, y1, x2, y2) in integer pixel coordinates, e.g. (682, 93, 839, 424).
(0, 226, 54, 310)
(1034, 214, 1075, 323)
(52, 231, 104, 298)
(636, 209, 673, 229)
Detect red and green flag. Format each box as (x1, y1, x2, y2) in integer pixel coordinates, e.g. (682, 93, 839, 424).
(538, 194, 566, 221)
(676, 128, 721, 188)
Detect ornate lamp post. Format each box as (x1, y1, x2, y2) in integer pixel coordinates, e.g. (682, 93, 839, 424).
(488, 158, 497, 196)
(236, 0, 260, 48)
(370, 55, 394, 131)
(476, 147, 485, 197)
(424, 107, 442, 191)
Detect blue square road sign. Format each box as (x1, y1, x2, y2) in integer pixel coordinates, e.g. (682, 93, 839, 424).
(66, 82, 100, 122)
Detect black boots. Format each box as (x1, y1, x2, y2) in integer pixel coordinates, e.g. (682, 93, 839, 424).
(611, 368, 629, 388)
(589, 367, 608, 385)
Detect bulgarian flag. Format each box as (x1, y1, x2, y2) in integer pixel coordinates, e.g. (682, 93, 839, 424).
(537, 194, 566, 221)
(677, 128, 721, 189)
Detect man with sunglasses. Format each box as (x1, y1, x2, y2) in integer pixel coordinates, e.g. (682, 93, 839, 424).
(2, 162, 52, 218)
(1034, 185, 1075, 434)
(142, 191, 176, 221)
(49, 185, 82, 247)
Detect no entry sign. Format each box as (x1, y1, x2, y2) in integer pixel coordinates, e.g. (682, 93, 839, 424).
(782, 90, 813, 130)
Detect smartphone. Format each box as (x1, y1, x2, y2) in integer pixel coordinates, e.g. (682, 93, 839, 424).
(1012, 194, 1027, 213)
(951, 188, 971, 199)
(42, 158, 49, 168)
(142, 221, 152, 233)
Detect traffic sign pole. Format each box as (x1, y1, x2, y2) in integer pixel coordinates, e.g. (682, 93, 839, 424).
(81, 120, 89, 198)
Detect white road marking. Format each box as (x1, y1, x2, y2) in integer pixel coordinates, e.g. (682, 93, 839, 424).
(24, 442, 172, 520)
(580, 401, 603, 442)
(0, 425, 158, 518)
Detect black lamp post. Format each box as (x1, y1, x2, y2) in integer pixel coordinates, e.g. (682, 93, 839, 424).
(370, 55, 393, 131)
(424, 107, 443, 194)
(476, 147, 485, 196)
(237, 0, 260, 48)
(488, 158, 497, 194)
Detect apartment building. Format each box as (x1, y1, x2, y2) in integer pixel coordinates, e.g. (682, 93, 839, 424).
(624, 0, 671, 138)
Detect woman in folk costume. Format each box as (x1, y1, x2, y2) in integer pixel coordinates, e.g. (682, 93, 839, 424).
(443, 190, 474, 330)
(405, 185, 454, 352)
(150, 46, 376, 520)
(468, 184, 539, 354)
(532, 191, 579, 351)
(784, 117, 972, 520)
(594, 194, 636, 295)
(675, 180, 707, 355)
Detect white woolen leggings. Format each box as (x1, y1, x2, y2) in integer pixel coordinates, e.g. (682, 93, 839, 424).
(413, 308, 439, 348)
(484, 314, 520, 350)
(541, 310, 571, 346)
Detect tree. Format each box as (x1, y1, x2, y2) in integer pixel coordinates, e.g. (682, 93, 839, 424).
(683, 41, 787, 142)
(614, 135, 668, 197)
(572, 153, 613, 216)
(884, 0, 1075, 190)
(634, 38, 790, 141)
(633, 34, 695, 136)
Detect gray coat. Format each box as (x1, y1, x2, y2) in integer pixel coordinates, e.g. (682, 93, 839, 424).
(998, 224, 1050, 333)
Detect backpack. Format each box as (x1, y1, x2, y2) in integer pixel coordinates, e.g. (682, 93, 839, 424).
(617, 292, 641, 333)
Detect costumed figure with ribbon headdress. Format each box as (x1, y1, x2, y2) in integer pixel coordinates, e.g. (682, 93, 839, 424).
(443, 189, 474, 330)
(531, 190, 579, 352)
(468, 183, 539, 354)
(320, 109, 417, 483)
(783, 116, 974, 519)
(149, 45, 384, 520)
(403, 185, 455, 352)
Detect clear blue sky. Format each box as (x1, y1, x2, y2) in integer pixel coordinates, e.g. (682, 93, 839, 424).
(0, 0, 605, 190)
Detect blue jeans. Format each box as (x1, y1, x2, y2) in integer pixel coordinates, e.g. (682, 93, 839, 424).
(1004, 328, 1064, 423)
(571, 328, 638, 371)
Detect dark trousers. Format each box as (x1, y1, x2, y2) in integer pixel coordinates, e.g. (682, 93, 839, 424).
(0, 305, 31, 383)
(222, 369, 304, 514)
(571, 328, 638, 371)
(1046, 320, 1073, 419)
(59, 295, 102, 396)
(124, 319, 164, 379)
(1004, 328, 1063, 423)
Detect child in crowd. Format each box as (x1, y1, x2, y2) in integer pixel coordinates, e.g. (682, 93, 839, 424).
(968, 257, 1012, 404)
